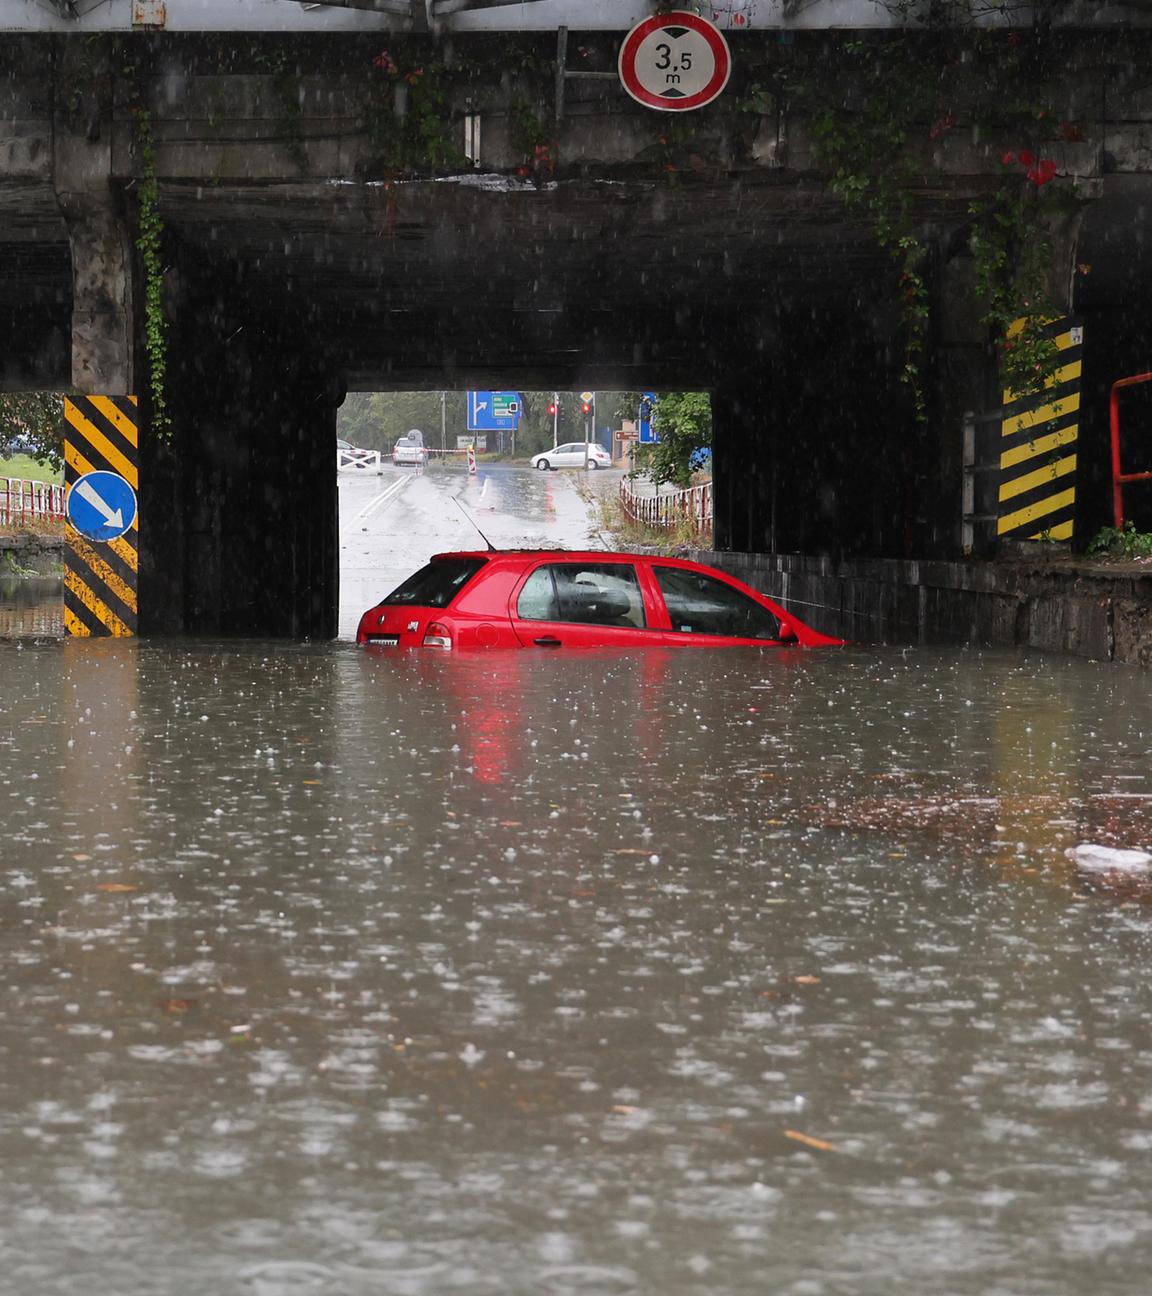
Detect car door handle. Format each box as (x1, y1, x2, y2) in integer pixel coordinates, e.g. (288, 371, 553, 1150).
(533, 636, 562, 647)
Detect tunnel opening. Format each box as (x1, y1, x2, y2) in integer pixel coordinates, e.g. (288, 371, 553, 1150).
(0, 391, 67, 639)
(333, 387, 677, 640)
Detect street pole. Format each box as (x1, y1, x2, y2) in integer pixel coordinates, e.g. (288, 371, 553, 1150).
(585, 392, 595, 469)
(553, 391, 559, 446)
(440, 391, 446, 451)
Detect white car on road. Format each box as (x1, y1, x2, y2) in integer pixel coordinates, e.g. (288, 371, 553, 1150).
(393, 436, 428, 466)
(531, 442, 612, 471)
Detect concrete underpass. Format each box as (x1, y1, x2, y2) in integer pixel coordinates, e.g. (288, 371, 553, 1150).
(5, 10, 1152, 641)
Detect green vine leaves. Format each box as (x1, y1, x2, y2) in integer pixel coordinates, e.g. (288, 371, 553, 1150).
(366, 48, 466, 173)
(132, 108, 170, 439)
(774, 30, 1082, 418)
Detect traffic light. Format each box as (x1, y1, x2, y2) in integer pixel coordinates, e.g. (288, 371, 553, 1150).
(581, 400, 591, 415)
(547, 401, 557, 416)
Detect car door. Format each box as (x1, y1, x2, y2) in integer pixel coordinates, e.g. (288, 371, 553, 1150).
(553, 444, 580, 467)
(509, 560, 667, 648)
(650, 563, 789, 646)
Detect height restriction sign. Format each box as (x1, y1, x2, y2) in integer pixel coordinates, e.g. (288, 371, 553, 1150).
(618, 12, 732, 113)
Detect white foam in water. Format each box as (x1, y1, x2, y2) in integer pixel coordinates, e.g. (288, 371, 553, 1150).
(1068, 843, 1152, 872)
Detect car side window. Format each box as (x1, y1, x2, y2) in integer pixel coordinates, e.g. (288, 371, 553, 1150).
(654, 567, 781, 639)
(516, 567, 559, 621)
(517, 563, 646, 628)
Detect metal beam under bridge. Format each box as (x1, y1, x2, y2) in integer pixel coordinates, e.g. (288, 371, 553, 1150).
(6, 0, 1152, 32)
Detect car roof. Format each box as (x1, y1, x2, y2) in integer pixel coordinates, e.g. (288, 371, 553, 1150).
(429, 549, 695, 565)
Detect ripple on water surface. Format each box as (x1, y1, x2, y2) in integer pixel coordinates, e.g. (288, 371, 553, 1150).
(1, 641, 1151, 1294)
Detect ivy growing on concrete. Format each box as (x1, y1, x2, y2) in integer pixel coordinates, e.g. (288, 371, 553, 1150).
(765, 28, 1080, 416)
(132, 108, 170, 437)
(253, 46, 309, 175)
(365, 46, 465, 173)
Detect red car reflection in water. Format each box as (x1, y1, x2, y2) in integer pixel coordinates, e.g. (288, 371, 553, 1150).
(356, 551, 844, 651)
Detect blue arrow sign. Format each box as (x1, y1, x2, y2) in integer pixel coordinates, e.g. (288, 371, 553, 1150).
(467, 391, 521, 432)
(67, 470, 137, 542)
(639, 392, 659, 444)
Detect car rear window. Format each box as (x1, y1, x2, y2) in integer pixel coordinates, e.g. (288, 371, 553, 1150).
(380, 558, 485, 608)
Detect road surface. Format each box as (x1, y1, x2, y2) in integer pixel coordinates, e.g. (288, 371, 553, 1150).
(338, 461, 617, 638)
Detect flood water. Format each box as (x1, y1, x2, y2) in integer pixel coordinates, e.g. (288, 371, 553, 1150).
(2, 637, 1152, 1295)
(0, 575, 63, 640)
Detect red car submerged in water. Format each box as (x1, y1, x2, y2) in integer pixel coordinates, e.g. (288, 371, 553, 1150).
(356, 551, 843, 650)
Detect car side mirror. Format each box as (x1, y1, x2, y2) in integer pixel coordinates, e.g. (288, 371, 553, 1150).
(777, 619, 799, 644)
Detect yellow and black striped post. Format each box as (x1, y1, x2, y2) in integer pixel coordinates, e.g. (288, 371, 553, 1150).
(63, 395, 139, 637)
(996, 318, 1083, 543)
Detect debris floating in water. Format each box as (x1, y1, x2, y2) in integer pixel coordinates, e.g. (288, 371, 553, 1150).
(1067, 843, 1152, 872)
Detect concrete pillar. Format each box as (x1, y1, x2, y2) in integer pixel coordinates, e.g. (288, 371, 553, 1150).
(715, 304, 909, 562)
(712, 377, 773, 555)
(141, 257, 340, 638)
(709, 309, 781, 554)
(926, 246, 995, 558)
(50, 39, 135, 395)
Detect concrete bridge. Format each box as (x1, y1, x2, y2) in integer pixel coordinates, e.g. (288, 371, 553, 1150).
(4, 3, 1152, 636)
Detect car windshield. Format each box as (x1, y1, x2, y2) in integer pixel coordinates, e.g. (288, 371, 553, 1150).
(380, 558, 485, 608)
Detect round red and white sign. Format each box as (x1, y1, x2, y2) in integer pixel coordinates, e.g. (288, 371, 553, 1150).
(618, 12, 732, 113)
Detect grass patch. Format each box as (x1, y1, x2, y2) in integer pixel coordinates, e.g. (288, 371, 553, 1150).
(588, 488, 711, 554)
(1086, 523, 1152, 561)
(0, 517, 66, 537)
(1, 460, 65, 541)
(2, 549, 41, 577)
(0, 455, 62, 484)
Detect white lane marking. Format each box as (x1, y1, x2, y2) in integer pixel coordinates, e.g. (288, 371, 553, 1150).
(479, 477, 490, 500)
(353, 475, 410, 524)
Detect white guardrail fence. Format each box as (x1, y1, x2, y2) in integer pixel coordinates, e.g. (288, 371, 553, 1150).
(619, 478, 713, 536)
(1, 478, 66, 527)
(337, 446, 480, 474)
(337, 447, 383, 474)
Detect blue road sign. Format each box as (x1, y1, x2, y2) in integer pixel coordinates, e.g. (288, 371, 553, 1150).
(639, 392, 659, 444)
(468, 391, 521, 432)
(67, 470, 137, 542)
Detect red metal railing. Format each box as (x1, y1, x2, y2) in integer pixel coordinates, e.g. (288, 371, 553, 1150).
(1110, 371, 1152, 527)
(620, 478, 713, 536)
(0, 477, 66, 528)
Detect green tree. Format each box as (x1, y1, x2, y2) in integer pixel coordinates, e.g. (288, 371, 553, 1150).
(339, 391, 462, 451)
(627, 391, 712, 488)
(0, 393, 66, 471)
(337, 390, 631, 460)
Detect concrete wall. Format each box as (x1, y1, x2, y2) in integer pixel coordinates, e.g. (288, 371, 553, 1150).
(139, 254, 341, 638)
(6, 0, 1152, 34)
(697, 548, 1152, 666)
(0, 534, 64, 576)
(8, 28, 1152, 634)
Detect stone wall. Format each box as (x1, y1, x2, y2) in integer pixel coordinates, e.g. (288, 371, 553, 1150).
(0, 533, 64, 576)
(695, 549, 1152, 666)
